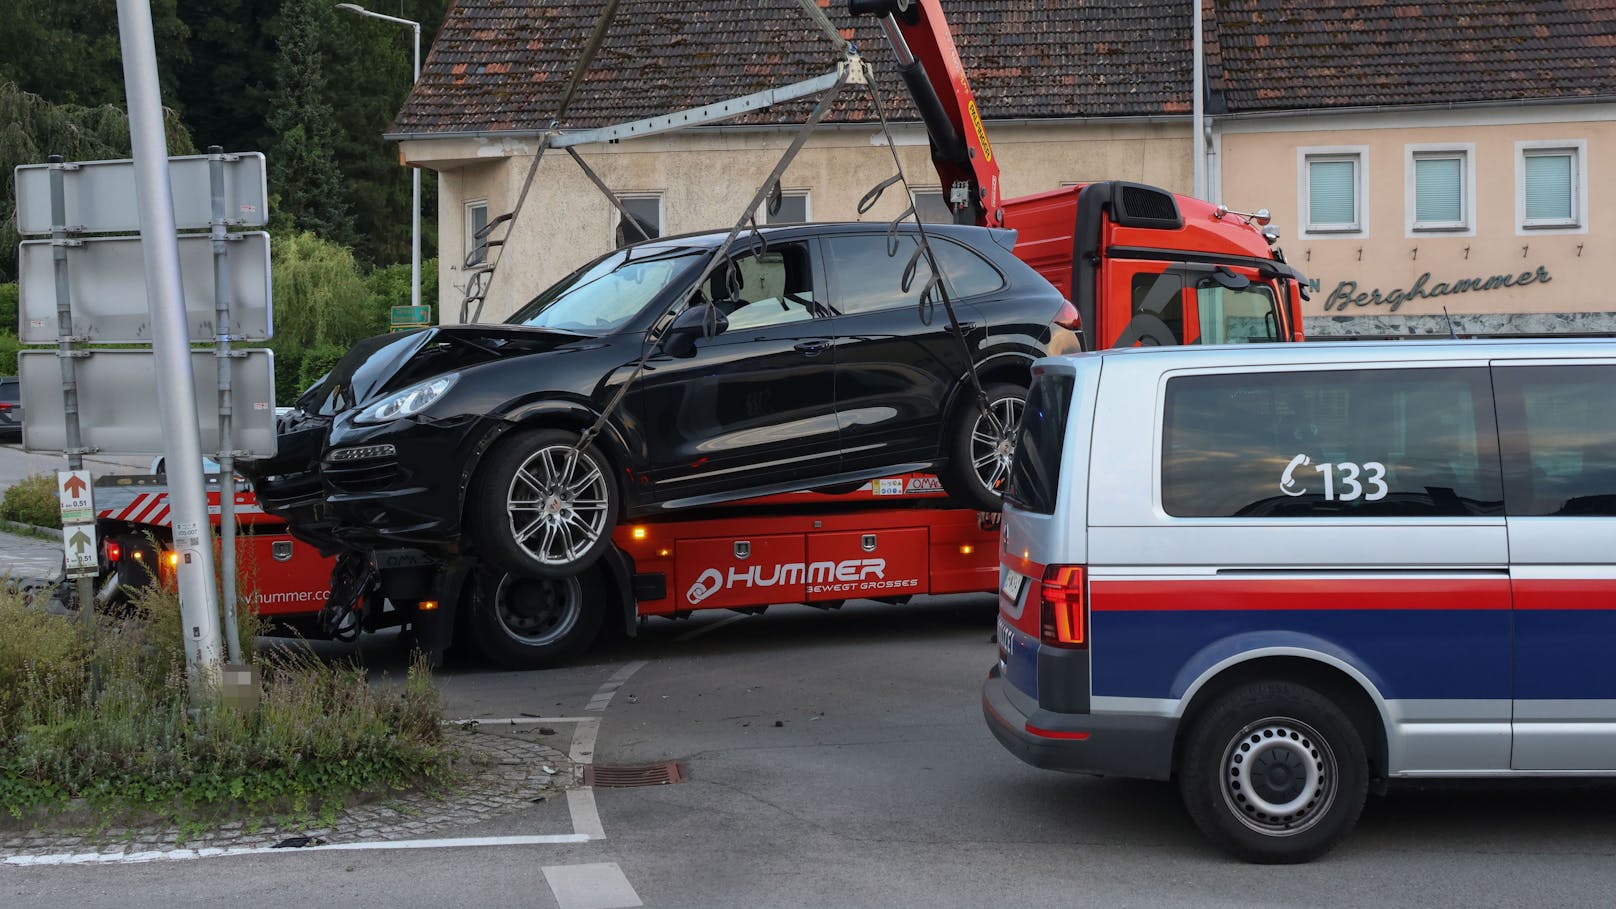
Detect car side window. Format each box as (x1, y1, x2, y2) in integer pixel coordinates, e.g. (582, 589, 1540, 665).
(707, 243, 823, 332)
(825, 235, 1003, 316)
(1161, 367, 1503, 517)
(1495, 363, 1616, 516)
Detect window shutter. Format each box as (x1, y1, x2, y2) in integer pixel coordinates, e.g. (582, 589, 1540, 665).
(1524, 153, 1573, 222)
(1308, 159, 1357, 227)
(1414, 156, 1463, 224)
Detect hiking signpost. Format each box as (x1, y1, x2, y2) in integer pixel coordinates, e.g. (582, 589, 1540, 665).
(57, 470, 97, 578)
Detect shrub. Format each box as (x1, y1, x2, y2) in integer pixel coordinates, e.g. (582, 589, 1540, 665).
(0, 331, 20, 378)
(0, 284, 17, 336)
(1, 472, 60, 528)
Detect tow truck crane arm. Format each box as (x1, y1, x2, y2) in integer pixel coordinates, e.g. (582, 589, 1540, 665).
(850, 0, 1002, 227)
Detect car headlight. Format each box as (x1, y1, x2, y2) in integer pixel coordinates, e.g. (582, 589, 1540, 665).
(353, 374, 459, 424)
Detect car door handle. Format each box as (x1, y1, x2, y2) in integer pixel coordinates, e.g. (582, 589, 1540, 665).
(794, 340, 830, 355)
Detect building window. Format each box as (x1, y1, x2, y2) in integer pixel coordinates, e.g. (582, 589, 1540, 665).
(1410, 149, 1469, 232)
(911, 190, 955, 224)
(1302, 150, 1364, 235)
(612, 193, 663, 248)
(464, 200, 489, 267)
(758, 190, 811, 224)
(1518, 143, 1583, 230)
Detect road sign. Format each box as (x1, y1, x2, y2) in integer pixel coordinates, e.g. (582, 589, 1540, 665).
(17, 232, 272, 343)
(62, 523, 99, 578)
(18, 348, 278, 456)
(391, 304, 431, 331)
(13, 153, 268, 234)
(57, 469, 94, 525)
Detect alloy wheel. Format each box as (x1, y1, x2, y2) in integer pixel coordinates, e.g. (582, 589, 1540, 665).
(969, 394, 1023, 495)
(505, 444, 611, 568)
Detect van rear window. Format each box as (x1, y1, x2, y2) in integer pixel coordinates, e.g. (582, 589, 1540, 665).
(1162, 367, 1502, 518)
(1005, 372, 1075, 514)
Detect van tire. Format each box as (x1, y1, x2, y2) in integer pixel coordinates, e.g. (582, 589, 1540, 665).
(469, 428, 618, 580)
(939, 381, 1027, 512)
(466, 567, 604, 669)
(1178, 681, 1368, 864)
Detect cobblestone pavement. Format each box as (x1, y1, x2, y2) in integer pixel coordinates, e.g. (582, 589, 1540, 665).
(0, 724, 576, 859)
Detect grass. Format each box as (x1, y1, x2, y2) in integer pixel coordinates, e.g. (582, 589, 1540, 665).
(0, 583, 453, 829)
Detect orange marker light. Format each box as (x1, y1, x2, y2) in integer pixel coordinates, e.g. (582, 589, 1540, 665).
(419, 600, 440, 612)
(164, 551, 180, 569)
(631, 526, 648, 540)
(960, 544, 975, 555)
(657, 549, 671, 558)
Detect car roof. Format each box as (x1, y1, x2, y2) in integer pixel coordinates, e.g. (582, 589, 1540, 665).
(1038, 337, 1616, 373)
(623, 221, 1015, 254)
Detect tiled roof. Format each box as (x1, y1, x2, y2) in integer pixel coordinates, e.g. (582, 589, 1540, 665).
(393, 0, 1616, 137)
(1207, 0, 1616, 112)
(390, 0, 1198, 135)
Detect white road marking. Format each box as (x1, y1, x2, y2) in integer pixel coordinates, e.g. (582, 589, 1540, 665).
(672, 612, 751, 643)
(586, 660, 648, 711)
(565, 789, 606, 839)
(543, 862, 643, 909)
(4, 834, 593, 866)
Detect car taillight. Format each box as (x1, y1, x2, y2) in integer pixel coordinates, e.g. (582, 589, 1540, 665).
(0, 402, 14, 411)
(1053, 300, 1082, 331)
(105, 541, 122, 563)
(1038, 565, 1086, 648)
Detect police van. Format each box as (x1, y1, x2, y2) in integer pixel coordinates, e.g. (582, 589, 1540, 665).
(983, 339, 1616, 862)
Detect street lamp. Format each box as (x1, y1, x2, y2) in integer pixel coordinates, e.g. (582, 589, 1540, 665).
(336, 2, 423, 314)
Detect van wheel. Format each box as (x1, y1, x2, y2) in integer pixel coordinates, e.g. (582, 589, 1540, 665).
(470, 428, 619, 580)
(1178, 681, 1368, 864)
(467, 567, 604, 669)
(939, 382, 1026, 512)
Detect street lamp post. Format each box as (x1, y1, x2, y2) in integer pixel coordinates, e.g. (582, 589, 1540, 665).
(336, 3, 422, 313)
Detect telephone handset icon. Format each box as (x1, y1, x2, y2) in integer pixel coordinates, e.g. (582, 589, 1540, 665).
(1280, 453, 1311, 497)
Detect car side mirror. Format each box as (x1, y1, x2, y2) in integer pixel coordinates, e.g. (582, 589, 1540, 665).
(660, 303, 729, 358)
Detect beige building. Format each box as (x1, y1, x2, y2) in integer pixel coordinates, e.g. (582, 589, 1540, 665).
(392, 0, 1616, 336)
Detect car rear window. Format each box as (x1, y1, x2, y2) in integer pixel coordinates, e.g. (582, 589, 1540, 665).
(1004, 371, 1075, 514)
(1495, 363, 1616, 516)
(1162, 367, 1502, 518)
(0, 381, 17, 400)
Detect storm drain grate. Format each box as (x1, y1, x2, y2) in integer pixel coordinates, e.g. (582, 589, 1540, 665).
(584, 761, 685, 788)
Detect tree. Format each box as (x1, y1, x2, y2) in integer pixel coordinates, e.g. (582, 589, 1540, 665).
(0, 0, 189, 108)
(172, 0, 279, 154)
(0, 82, 194, 283)
(266, 0, 355, 244)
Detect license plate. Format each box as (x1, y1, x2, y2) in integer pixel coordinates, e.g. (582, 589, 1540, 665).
(999, 569, 1025, 602)
(997, 617, 1014, 658)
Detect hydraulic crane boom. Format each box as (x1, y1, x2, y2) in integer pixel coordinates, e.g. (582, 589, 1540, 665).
(851, 0, 1002, 227)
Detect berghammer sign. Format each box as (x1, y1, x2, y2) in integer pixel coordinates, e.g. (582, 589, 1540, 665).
(1323, 266, 1552, 312)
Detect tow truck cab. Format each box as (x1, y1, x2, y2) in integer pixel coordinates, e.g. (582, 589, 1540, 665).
(1003, 182, 1308, 350)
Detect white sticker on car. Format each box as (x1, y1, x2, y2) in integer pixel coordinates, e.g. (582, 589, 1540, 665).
(1280, 453, 1388, 502)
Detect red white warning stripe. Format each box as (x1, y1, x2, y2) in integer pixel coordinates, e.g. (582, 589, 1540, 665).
(97, 493, 263, 526)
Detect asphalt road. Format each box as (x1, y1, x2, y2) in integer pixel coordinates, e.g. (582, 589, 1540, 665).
(10, 595, 1616, 907)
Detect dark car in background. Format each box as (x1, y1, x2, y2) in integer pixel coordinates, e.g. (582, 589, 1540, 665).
(242, 222, 1077, 579)
(0, 377, 23, 441)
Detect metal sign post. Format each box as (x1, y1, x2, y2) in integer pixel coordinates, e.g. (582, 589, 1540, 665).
(210, 146, 243, 664)
(46, 157, 99, 627)
(116, 0, 225, 689)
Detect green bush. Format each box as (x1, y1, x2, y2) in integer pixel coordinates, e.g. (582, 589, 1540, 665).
(366, 259, 439, 330)
(1, 473, 61, 529)
(0, 585, 451, 824)
(0, 331, 19, 378)
(0, 284, 17, 336)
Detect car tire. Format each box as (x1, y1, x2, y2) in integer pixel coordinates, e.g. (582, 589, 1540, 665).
(939, 381, 1027, 512)
(1178, 680, 1369, 864)
(466, 566, 604, 669)
(469, 428, 619, 580)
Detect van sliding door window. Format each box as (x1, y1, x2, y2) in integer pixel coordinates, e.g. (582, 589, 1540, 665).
(1494, 364, 1616, 516)
(1005, 371, 1075, 514)
(1161, 367, 1502, 518)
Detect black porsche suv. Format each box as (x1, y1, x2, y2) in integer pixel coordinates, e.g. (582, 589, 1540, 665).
(242, 222, 1075, 579)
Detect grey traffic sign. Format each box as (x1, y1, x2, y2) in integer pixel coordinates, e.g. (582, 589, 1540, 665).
(19, 348, 277, 456)
(17, 232, 272, 343)
(13, 153, 268, 234)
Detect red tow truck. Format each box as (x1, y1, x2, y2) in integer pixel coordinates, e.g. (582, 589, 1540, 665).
(97, 0, 1308, 668)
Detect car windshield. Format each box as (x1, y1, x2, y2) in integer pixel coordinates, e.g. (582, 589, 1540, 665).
(507, 246, 708, 334)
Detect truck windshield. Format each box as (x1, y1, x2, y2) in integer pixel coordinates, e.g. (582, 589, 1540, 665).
(1196, 281, 1281, 343)
(508, 247, 707, 334)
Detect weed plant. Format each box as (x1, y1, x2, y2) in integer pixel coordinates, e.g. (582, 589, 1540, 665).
(0, 583, 450, 827)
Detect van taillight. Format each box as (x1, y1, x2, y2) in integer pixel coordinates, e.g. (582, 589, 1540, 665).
(1053, 300, 1082, 331)
(1039, 565, 1086, 648)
